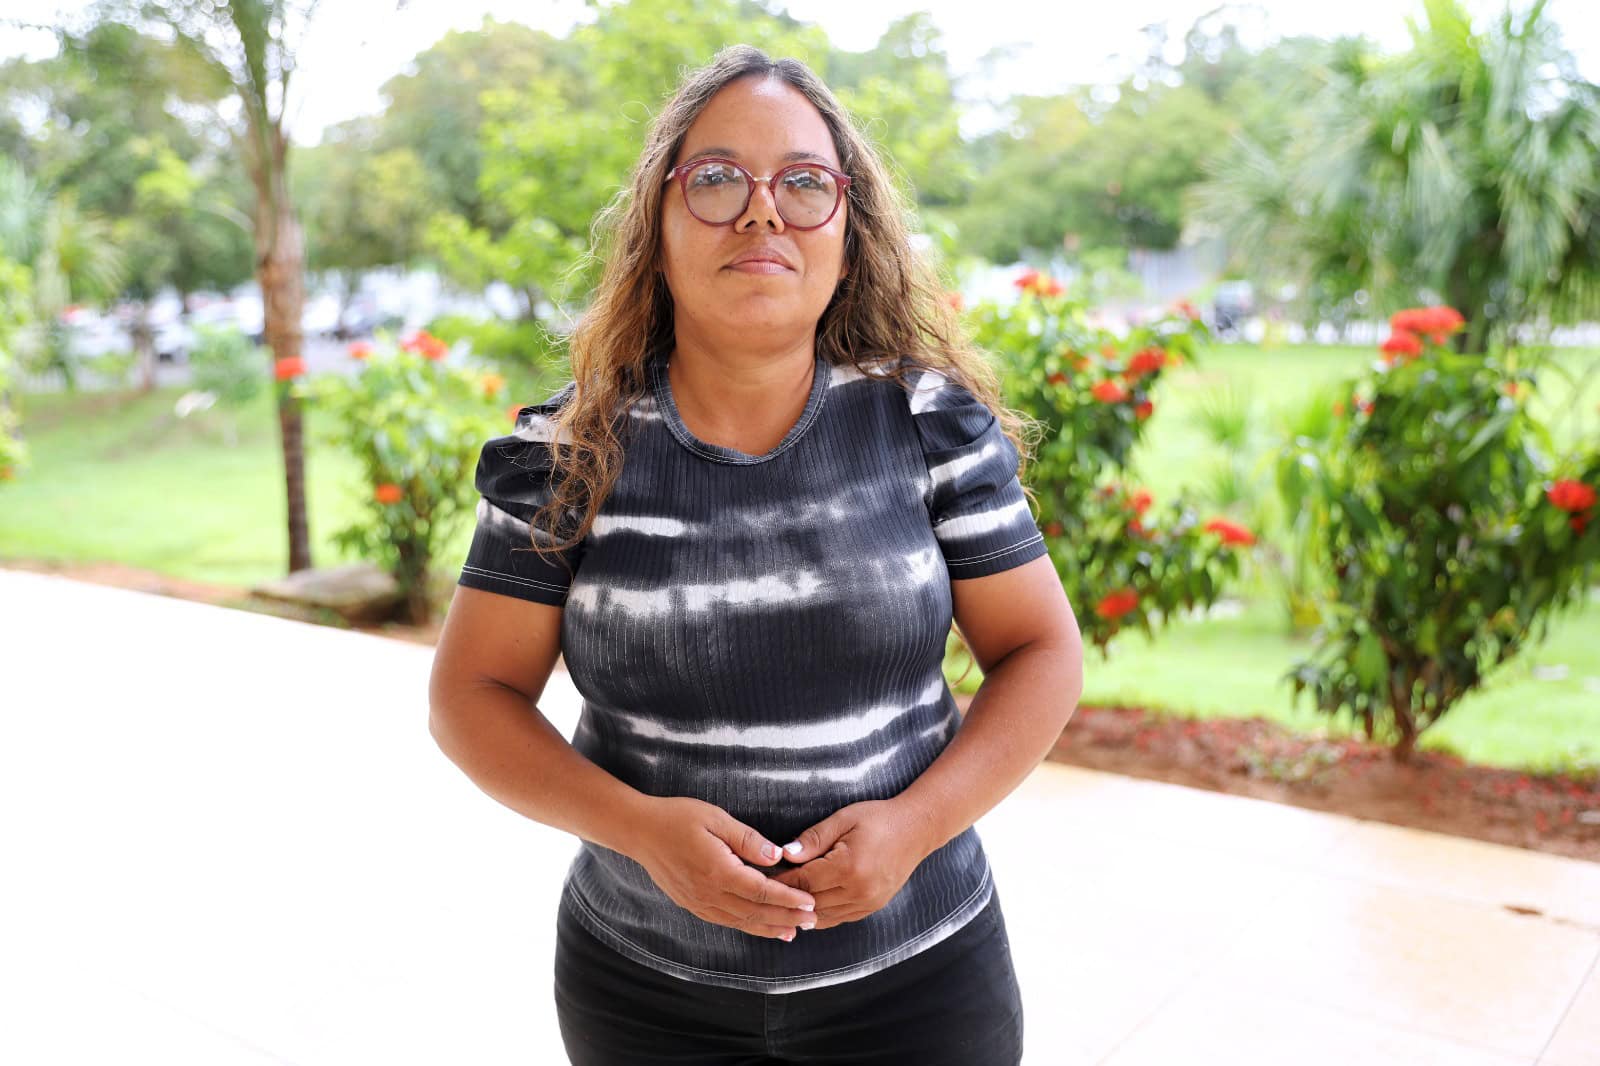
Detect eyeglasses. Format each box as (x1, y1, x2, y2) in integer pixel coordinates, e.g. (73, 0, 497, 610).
(662, 157, 852, 230)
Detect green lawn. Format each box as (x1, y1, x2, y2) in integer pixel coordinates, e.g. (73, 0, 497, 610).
(6, 345, 1599, 775)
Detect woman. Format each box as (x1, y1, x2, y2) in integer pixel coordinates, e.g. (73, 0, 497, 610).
(429, 44, 1083, 1066)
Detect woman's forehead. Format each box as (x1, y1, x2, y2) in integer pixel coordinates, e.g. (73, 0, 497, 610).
(678, 80, 838, 168)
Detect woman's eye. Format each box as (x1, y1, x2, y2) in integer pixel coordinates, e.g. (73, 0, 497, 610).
(691, 167, 736, 186)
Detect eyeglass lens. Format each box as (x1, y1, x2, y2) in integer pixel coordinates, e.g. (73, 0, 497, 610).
(684, 161, 840, 226)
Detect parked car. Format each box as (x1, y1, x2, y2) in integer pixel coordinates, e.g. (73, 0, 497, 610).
(1211, 281, 1255, 339)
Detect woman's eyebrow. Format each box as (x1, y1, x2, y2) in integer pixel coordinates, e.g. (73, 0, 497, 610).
(681, 146, 834, 166)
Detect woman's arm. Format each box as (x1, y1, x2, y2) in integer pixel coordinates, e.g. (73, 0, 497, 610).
(891, 553, 1084, 861)
(428, 585, 652, 856)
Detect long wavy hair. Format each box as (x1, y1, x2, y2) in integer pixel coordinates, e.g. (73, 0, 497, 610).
(528, 43, 1039, 565)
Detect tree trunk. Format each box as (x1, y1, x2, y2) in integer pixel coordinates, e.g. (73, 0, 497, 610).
(1389, 667, 1418, 762)
(396, 537, 433, 626)
(519, 285, 543, 323)
(132, 303, 157, 393)
(337, 271, 355, 339)
(0, 384, 20, 449)
(1445, 267, 1487, 355)
(251, 121, 312, 574)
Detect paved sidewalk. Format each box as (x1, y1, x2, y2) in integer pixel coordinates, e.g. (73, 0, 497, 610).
(2, 567, 1597, 1065)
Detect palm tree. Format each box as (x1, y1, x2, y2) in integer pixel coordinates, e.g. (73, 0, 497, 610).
(1192, 0, 1600, 352)
(78, 0, 341, 572)
(0, 158, 125, 392)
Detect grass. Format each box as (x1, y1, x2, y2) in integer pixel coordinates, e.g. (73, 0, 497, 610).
(7, 344, 1600, 775)
(946, 586, 1600, 776)
(4, 385, 380, 584)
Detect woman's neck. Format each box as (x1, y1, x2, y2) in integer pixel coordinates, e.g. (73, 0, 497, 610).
(665, 339, 817, 454)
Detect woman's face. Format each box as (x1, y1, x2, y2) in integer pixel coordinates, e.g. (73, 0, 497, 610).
(658, 74, 849, 347)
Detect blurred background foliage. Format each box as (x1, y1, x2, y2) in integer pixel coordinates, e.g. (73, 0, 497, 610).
(2, 0, 1598, 771)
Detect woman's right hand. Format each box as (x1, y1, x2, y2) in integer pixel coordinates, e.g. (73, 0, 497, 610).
(629, 796, 817, 941)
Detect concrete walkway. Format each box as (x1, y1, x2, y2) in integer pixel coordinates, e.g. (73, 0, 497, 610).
(2, 567, 1597, 1065)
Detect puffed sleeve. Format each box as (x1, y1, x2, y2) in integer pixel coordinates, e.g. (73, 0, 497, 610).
(909, 366, 1049, 580)
(455, 381, 586, 607)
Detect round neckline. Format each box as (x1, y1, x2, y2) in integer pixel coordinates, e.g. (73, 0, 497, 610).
(649, 349, 832, 465)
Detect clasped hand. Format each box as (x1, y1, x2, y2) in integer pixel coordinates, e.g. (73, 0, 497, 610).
(633, 796, 930, 940)
(768, 799, 929, 932)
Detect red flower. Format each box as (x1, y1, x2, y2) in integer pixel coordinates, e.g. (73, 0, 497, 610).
(1174, 299, 1199, 320)
(1092, 379, 1129, 403)
(1379, 331, 1422, 360)
(273, 356, 306, 381)
(1134, 399, 1154, 421)
(1389, 308, 1427, 333)
(373, 483, 404, 504)
(1426, 306, 1465, 341)
(1125, 489, 1153, 515)
(1547, 480, 1597, 513)
(1203, 517, 1256, 546)
(1047, 370, 1069, 386)
(347, 341, 373, 360)
(1014, 269, 1063, 297)
(1391, 306, 1465, 344)
(401, 330, 449, 361)
(1124, 347, 1168, 380)
(1044, 521, 1063, 537)
(1094, 587, 1140, 620)
(1574, 513, 1592, 535)
(1128, 518, 1150, 539)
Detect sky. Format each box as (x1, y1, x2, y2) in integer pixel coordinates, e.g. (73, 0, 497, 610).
(4, 0, 1598, 144)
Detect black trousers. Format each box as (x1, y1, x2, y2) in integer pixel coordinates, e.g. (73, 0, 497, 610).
(553, 890, 1025, 1065)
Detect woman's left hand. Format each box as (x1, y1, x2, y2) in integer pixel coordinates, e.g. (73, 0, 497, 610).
(767, 799, 931, 930)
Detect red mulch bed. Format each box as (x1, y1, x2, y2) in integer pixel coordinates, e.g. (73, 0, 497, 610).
(12, 560, 1600, 863)
(1021, 699, 1600, 863)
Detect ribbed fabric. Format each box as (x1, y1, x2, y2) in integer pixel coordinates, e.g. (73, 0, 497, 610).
(456, 345, 1049, 993)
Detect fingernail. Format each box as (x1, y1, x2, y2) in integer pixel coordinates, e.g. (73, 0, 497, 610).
(799, 902, 814, 911)
(784, 842, 803, 856)
(781, 931, 795, 941)
(800, 922, 815, 931)
(762, 843, 779, 860)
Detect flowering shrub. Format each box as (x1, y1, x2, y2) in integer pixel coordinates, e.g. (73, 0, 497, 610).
(0, 258, 32, 484)
(965, 273, 1254, 652)
(1285, 307, 1600, 759)
(290, 331, 510, 624)
(426, 313, 558, 373)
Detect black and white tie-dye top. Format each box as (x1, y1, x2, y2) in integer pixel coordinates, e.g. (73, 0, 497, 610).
(455, 345, 1049, 993)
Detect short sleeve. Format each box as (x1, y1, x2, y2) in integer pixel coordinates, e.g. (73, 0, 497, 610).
(456, 382, 586, 607)
(909, 367, 1049, 580)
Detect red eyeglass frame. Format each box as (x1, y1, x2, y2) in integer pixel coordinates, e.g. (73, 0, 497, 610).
(662, 157, 853, 230)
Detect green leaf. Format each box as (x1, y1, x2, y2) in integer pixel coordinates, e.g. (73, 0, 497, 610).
(1354, 630, 1388, 689)
(1417, 615, 1439, 656)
